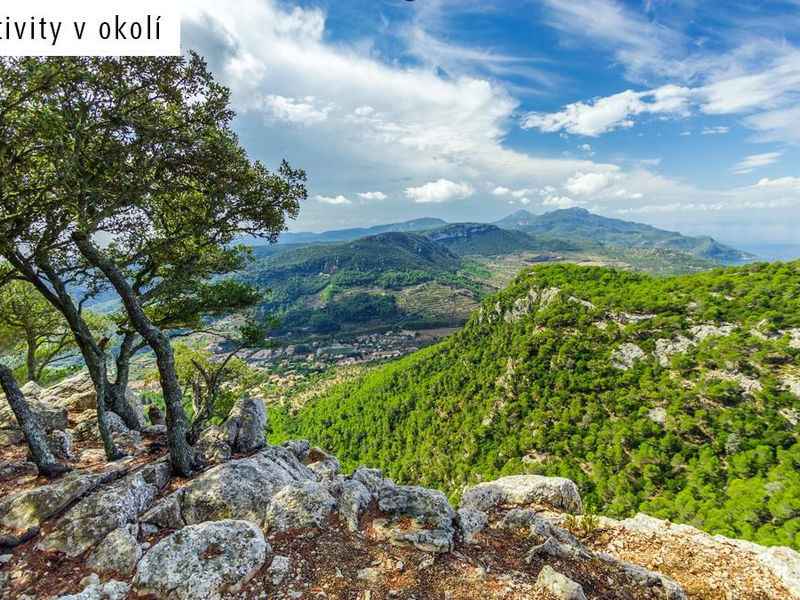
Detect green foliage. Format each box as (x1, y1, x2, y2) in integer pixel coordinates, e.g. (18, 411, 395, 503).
(275, 260, 800, 548)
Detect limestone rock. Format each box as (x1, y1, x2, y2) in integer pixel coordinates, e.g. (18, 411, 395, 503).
(456, 507, 487, 545)
(460, 475, 583, 514)
(374, 485, 456, 553)
(54, 574, 130, 600)
(223, 396, 268, 453)
(0, 428, 24, 447)
(0, 393, 68, 432)
(268, 555, 290, 585)
(307, 451, 340, 483)
(0, 461, 129, 532)
(147, 445, 315, 527)
(40, 372, 96, 412)
(283, 439, 310, 461)
(351, 466, 390, 495)
(195, 424, 232, 463)
(0, 460, 38, 482)
(86, 524, 142, 575)
(611, 342, 646, 370)
(132, 519, 268, 600)
(37, 461, 169, 557)
(339, 479, 372, 532)
(596, 553, 686, 600)
(265, 481, 337, 532)
(533, 565, 587, 600)
(46, 429, 73, 460)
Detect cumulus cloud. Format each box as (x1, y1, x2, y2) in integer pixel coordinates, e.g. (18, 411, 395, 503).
(563, 171, 620, 196)
(262, 95, 332, 125)
(314, 194, 352, 205)
(491, 186, 511, 196)
(731, 151, 784, 174)
(543, 195, 586, 208)
(521, 85, 691, 136)
(358, 190, 388, 200)
(405, 179, 474, 204)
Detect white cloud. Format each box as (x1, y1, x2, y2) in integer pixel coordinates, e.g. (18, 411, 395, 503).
(358, 190, 388, 200)
(756, 176, 800, 188)
(731, 151, 784, 174)
(563, 171, 620, 196)
(262, 95, 332, 125)
(405, 179, 474, 204)
(701, 126, 729, 135)
(543, 195, 586, 208)
(314, 194, 352, 205)
(521, 85, 691, 136)
(491, 186, 511, 196)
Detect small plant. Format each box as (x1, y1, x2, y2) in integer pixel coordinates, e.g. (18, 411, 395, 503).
(564, 503, 600, 536)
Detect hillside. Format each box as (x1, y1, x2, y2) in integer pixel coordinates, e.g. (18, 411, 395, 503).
(424, 222, 582, 256)
(495, 208, 752, 262)
(2, 377, 800, 599)
(272, 260, 800, 548)
(277, 217, 448, 245)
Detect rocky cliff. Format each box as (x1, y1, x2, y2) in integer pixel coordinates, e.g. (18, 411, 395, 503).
(2, 378, 800, 600)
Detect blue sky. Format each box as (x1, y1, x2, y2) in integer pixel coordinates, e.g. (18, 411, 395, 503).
(182, 0, 800, 243)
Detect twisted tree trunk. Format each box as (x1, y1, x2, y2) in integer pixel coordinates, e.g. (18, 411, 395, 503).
(0, 362, 70, 477)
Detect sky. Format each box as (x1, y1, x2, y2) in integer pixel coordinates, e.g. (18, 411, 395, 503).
(181, 0, 800, 243)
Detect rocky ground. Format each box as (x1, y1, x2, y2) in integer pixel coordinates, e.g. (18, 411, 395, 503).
(2, 376, 800, 600)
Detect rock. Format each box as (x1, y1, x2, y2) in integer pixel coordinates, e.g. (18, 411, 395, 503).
(264, 481, 337, 532)
(73, 411, 129, 443)
(195, 424, 232, 463)
(54, 574, 130, 600)
(357, 567, 380, 583)
(533, 565, 587, 600)
(456, 508, 487, 545)
(37, 461, 169, 557)
(611, 342, 646, 370)
(374, 485, 456, 553)
(139, 488, 186, 530)
(351, 466, 390, 495)
(146, 445, 315, 527)
(0, 428, 24, 447)
(146, 404, 165, 426)
(133, 519, 268, 600)
(40, 372, 97, 412)
(46, 429, 73, 460)
(223, 396, 268, 453)
(0, 553, 11, 564)
(141, 424, 167, 437)
(339, 479, 372, 532)
(596, 553, 686, 600)
(0, 461, 129, 531)
(19, 381, 43, 398)
(268, 555, 290, 585)
(283, 439, 310, 461)
(307, 453, 340, 483)
(0, 393, 68, 432)
(0, 460, 38, 481)
(461, 475, 583, 514)
(655, 336, 693, 367)
(86, 524, 142, 575)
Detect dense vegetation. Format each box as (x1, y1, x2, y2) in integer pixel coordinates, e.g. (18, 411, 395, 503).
(272, 260, 800, 548)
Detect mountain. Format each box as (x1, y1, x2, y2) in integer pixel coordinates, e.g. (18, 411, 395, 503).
(277, 217, 448, 245)
(242, 232, 485, 334)
(273, 259, 800, 548)
(495, 208, 752, 263)
(423, 223, 582, 256)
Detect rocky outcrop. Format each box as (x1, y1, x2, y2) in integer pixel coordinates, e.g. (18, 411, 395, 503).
(0, 392, 67, 432)
(264, 481, 336, 532)
(36, 461, 169, 557)
(460, 474, 583, 514)
(533, 565, 587, 600)
(0, 461, 129, 533)
(611, 342, 646, 370)
(223, 396, 268, 453)
(86, 524, 141, 575)
(132, 519, 268, 600)
(373, 484, 457, 553)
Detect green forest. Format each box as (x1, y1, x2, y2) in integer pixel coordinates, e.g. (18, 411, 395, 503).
(271, 260, 800, 548)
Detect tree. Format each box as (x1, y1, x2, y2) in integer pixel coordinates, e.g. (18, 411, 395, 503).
(0, 56, 305, 476)
(0, 280, 108, 384)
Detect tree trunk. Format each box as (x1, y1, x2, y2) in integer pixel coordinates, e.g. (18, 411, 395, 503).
(105, 331, 143, 431)
(0, 362, 70, 477)
(17, 255, 125, 461)
(25, 329, 37, 383)
(72, 234, 203, 476)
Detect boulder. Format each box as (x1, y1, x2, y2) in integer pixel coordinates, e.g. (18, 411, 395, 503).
(132, 519, 268, 600)
(351, 466, 391, 495)
(46, 429, 73, 460)
(0, 428, 24, 447)
(533, 565, 587, 600)
(37, 461, 169, 557)
(264, 481, 337, 532)
(143, 445, 315, 527)
(283, 439, 310, 461)
(54, 574, 130, 600)
(456, 507, 487, 545)
(86, 524, 142, 575)
(596, 553, 686, 600)
(0, 460, 38, 482)
(0, 461, 129, 532)
(339, 479, 372, 532)
(460, 475, 583, 514)
(146, 404, 165, 426)
(195, 424, 232, 463)
(40, 372, 96, 412)
(268, 555, 290, 585)
(223, 396, 268, 453)
(306, 450, 340, 483)
(373, 485, 457, 553)
(0, 393, 68, 432)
